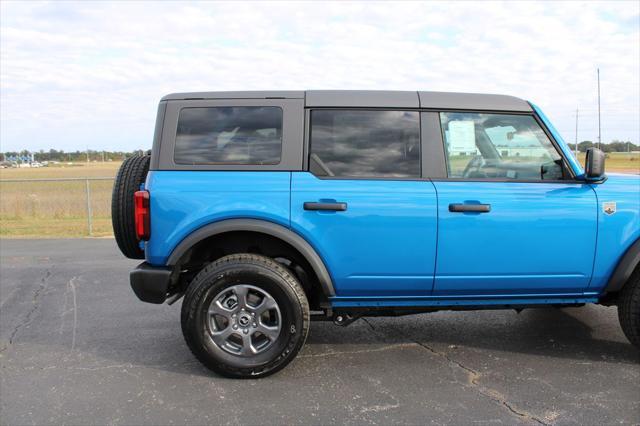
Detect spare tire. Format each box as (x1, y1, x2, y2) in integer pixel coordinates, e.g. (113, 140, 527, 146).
(112, 155, 150, 259)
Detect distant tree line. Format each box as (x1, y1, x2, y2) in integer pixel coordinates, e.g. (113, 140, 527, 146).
(0, 149, 148, 163)
(1, 141, 636, 163)
(576, 140, 638, 153)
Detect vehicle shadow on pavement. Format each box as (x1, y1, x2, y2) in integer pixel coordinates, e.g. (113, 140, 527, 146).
(73, 304, 637, 379)
(59, 305, 640, 377)
(304, 306, 640, 365)
(3, 299, 638, 382)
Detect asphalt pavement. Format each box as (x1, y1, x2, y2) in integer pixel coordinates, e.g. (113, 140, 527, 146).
(1, 239, 639, 425)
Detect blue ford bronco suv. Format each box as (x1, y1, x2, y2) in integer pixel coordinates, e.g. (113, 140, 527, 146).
(112, 90, 640, 378)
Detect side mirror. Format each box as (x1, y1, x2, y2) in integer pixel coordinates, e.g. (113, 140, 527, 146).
(585, 148, 606, 180)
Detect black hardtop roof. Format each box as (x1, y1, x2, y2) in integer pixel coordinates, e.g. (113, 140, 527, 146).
(161, 90, 532, 112)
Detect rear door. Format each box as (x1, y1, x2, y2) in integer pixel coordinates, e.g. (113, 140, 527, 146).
(432, 111, 598, 296)
(290, 109, 438, 297)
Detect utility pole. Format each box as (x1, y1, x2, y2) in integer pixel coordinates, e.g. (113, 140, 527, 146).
(597, 68, 602, 150)
(574, 107, 579, 158)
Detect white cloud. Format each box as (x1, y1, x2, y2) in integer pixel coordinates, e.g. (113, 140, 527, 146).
(0, 0, 638, 152)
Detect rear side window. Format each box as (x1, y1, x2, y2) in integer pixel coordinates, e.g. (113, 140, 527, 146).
(174, 107, 282, 165)
(440, 112, 564, 180)
(309, 110, 420, 178)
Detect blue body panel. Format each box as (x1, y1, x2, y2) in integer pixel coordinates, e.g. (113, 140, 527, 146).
(290, 172, 438, 297)
(143, 104, 639, 311)
(144, 171, 291, 265)
(432, 181, 598, 294)
(589, 173, 640, 292)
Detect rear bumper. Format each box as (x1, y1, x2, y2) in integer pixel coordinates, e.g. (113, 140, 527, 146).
(130, 262, 173, 304)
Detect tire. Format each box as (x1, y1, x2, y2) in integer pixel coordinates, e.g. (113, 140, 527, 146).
(618, 266, 640, 349)
(111, 155, 150, 259)
(181, 254, 310, 378)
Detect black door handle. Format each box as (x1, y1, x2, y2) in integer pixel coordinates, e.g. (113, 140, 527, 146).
(304, 202, 348, 211)
(449, 203, 491, 213)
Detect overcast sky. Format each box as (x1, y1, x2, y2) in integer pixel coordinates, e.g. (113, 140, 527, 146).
(1, 1, 638, 153)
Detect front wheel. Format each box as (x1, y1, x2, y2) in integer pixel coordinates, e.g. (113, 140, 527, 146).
(618, 267, 640, 349)
(181, 254, 310, 378)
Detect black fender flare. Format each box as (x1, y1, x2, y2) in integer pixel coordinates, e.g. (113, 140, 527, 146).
(166, 218, 336, 297)
(604, 238, 640, 293)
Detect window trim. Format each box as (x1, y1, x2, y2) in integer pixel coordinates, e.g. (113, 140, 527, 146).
(303, 107, 580, 183)
(173, 105, 284, 166)
(156, 98, 304, 171)
(306, 108, 423, 181)
(421, 111, 447, 179)
(436, 110, 580, 183)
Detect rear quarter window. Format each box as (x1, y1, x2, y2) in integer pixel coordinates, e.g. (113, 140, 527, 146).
(174, 106, 283, 165)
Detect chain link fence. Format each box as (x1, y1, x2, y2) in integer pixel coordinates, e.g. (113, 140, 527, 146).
(0, 177, 115, 237)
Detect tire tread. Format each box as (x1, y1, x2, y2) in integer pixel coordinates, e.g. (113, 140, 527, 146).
(181, 254, 310, 378)
(618, 266, 640, 349)
(111, 155, 150, 259)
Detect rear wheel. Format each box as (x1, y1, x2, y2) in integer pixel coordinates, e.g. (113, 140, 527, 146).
(181, 254, 310, 378)
(618, 267, 640, 349)
(111, 155, 149, 259)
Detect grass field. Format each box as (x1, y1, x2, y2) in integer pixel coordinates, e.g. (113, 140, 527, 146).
(1, 162, 120, 238)
(577, 152, 640, 174)
(0, 161, 121, 179)
(0, 153, 638, 238)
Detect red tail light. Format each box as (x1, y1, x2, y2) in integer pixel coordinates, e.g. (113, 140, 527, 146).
(134, 190, 150, 240)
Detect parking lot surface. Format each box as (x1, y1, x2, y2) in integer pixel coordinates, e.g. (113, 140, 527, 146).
(1, 239, 639, 425)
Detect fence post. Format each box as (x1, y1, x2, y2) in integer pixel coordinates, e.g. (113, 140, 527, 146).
(85, 178, 93, 236)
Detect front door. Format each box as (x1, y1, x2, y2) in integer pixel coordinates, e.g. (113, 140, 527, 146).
(290, 109, 438, 298)
(433, 111, 598, 296)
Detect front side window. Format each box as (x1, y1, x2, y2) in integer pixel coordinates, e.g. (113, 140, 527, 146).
(440, 112, 565, 180)
(309, 110, 420, 178)
(174, 106, 282, 165)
